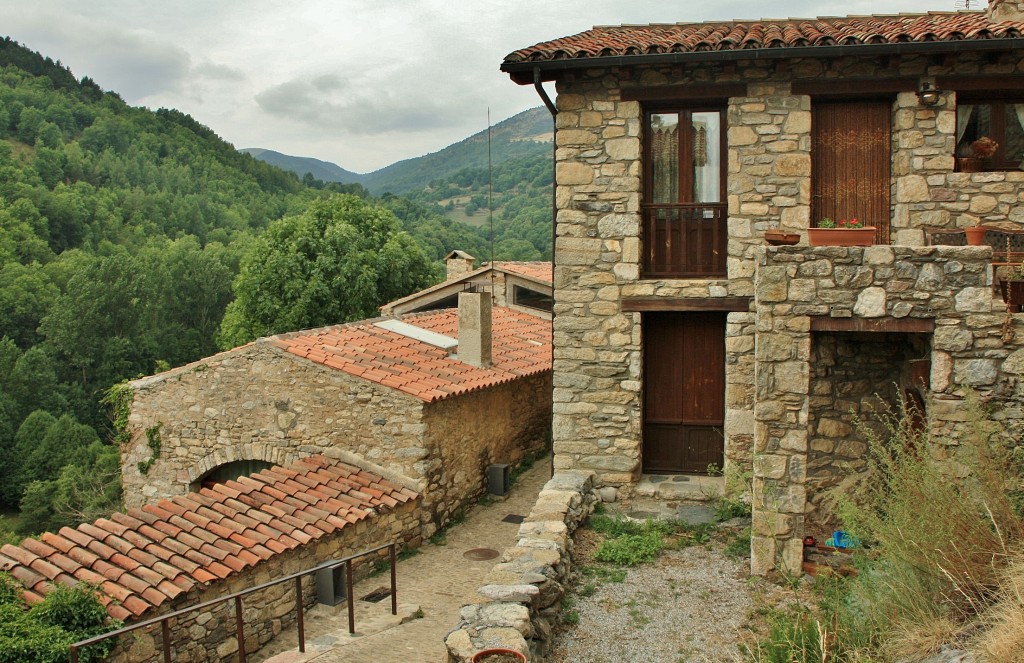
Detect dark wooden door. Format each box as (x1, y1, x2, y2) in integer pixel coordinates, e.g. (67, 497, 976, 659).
(812, 101, 892, 244)
(642, 312, 725, 474)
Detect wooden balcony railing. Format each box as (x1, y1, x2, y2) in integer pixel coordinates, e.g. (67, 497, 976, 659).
(641, 203, 727, 278)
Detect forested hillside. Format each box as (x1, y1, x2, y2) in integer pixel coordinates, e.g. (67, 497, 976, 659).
(0, 37, 539, 540)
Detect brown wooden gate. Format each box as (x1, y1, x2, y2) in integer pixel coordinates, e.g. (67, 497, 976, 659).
(812, 100, 892, 244)
(642, 312, 725, 474)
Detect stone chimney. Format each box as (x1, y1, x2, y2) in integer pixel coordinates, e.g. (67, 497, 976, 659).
(989, 0, 1024, 21)
(444, 250, 476, 280)
(458, 291, 491, 367)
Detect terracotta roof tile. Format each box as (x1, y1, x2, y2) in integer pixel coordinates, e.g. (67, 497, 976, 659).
(268, 307, 550, 403)
(503, 12, 1024, 65)
(0, 455, 419, 621)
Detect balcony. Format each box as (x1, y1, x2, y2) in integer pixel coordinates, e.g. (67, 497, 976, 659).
(641, 203, 727, 278)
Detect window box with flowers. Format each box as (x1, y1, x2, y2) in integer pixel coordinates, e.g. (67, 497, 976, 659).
(807, 218, 877, 247)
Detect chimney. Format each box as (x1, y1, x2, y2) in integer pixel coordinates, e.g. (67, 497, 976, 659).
(458, 291, 491, 367)
(444, 250, 476, 280)
(990, 0, 1024, 21)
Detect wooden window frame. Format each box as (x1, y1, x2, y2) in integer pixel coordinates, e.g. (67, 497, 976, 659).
(956, 95, 1024, 172)
(641, 105, 728, 279)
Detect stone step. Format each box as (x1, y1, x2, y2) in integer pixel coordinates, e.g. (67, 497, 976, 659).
(633, 474, 724, 502)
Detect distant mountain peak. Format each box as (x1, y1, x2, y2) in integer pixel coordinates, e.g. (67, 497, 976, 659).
(244, 107, 552, 194)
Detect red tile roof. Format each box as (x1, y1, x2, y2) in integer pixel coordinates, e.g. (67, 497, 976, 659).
(270, 306, 551, 403)
(494, 261, 553, 283)
(503, 12, 1024, 65)
(0, 456, 417, 621)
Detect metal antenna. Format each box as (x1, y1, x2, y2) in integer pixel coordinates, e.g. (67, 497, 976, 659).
(488, 108, 495, 302)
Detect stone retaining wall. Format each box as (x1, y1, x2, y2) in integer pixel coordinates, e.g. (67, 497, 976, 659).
(107, 497, 422, 663)
(444, 471, 597, 662)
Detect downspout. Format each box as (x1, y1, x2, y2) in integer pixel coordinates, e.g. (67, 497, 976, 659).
(534, 67, 557, 476)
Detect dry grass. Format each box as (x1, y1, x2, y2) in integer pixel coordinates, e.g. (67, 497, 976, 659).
(973, 552, 1024, 662)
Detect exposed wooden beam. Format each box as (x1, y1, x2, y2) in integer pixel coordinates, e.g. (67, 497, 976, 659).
(621, 297, 751, 312)
(809, 317, 935, 333)
(935, 74, 1024, 92)
(791, 77, 916, 97)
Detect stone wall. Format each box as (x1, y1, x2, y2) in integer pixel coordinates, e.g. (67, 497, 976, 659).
(125, 343, 425, 510)
(444, 471, 597, 662)
(891, 89, 1024, 245)
(125, 342, 551, 535)
(108, 496, 422, 663)
(751, 244, 1024, 574)
(421, 373, 552, 525)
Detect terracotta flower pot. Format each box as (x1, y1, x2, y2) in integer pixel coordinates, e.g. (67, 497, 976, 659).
(472, 648, 528, 663)
(965, 226, 987, 246)
(764, 229, 800, 246)
(958, 157, 984, 172)
(807, 227, 876, 247)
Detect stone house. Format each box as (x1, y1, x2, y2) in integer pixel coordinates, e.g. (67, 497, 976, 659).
(502, 1, 1024, 574)
(380, 252, 553, 318)
(123, 294, 551, 535)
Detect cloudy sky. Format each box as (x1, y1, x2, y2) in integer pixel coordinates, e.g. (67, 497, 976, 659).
(4, 0, 946, 173)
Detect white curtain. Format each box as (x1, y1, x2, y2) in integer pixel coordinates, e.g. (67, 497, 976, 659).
(957, 104, 974, 144)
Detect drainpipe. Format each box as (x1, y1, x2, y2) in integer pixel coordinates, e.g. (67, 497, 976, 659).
(533, 67, 557, 476)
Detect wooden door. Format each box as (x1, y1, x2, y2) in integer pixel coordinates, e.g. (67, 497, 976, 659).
(642, 312, 725, 474)
(812, 101, 892, 244)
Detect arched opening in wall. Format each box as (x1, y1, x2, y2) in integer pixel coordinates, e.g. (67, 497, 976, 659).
(805, 330, 930, 536)
(192, 460, 274, 492)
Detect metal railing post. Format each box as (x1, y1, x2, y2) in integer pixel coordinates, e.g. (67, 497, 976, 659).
(346, 559, 355, 635)
(295, 576, 305, 653)
(235, 595, 246, 663)
(389, 543, 397, 616)
(161, 619, 172, 663)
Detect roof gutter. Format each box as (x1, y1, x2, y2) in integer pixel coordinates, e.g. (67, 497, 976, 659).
(503, 37, 1024, 83)
(533, 67, 557, 116)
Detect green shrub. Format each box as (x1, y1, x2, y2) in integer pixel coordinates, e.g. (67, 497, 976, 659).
(0, 575, 119, 663)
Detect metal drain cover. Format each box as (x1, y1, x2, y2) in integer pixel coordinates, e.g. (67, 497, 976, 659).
(463, 548, 500, 561)
(501, 514, 525, 524)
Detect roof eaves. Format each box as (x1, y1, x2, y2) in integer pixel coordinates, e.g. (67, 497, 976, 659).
(503, 36, 1024, 83)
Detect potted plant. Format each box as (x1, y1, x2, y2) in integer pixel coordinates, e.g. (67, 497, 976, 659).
(807, 218, 877, 247)
(958, 136, 998, 173)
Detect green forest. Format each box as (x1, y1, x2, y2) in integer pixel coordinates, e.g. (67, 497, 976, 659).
(0, 37, 552, 542)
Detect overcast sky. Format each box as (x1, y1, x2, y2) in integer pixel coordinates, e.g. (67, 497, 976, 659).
(3, 0, 947, 173)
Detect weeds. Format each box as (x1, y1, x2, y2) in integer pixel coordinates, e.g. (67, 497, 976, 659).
(750, 395, 1024, 662)
(724, 526, 751, 560)
(594, 531, 663, 565)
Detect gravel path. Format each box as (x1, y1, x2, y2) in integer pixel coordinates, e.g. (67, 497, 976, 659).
(548, 526, 755, 663)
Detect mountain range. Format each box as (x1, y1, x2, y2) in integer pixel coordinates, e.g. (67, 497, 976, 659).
(242, 106, 552, 195)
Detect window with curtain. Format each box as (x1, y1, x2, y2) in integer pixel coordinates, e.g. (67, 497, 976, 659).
(956, 101, 1024, 170)
(647, 109, 724, 203)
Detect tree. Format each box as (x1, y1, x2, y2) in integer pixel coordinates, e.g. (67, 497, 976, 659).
(218, 194, 436, 347)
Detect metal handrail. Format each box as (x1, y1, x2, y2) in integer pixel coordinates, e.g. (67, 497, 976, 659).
(69, 542, 398, 663)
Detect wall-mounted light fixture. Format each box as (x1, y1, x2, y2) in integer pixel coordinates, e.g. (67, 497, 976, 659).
(917, 81, 941, 107)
